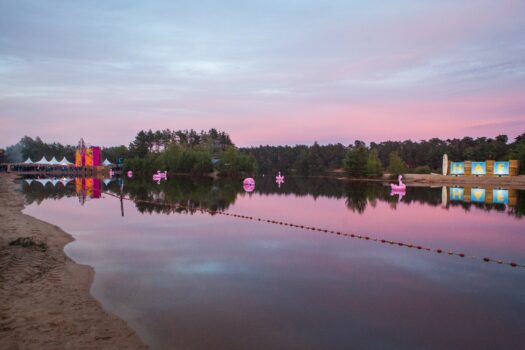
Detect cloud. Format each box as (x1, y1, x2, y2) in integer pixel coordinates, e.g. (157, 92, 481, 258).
(1, 0, 524, 147)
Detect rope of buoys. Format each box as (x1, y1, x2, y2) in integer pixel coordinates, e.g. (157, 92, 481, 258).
(103, 191, 524, 269)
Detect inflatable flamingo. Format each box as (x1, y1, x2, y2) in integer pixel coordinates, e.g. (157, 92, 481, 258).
(275, 171, 285, 188)
(390, 175, 406, 191)
(152, 170, 168, 184)
(152, 170, 168, 181)
(243, 177, 255, 192)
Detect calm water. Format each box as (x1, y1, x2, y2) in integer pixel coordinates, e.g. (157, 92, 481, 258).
(20, 177, 525, 350)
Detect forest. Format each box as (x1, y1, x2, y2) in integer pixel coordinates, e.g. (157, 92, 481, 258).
(3, 131, 525, 176)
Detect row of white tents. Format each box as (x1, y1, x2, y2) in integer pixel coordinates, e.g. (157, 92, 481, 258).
(22, 157, 114, 166)
(24, 156, 73, 166)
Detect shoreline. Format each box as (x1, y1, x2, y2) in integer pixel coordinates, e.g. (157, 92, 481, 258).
(0, 174, 147, 349)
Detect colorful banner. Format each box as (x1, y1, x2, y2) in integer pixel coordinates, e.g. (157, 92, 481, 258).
(92, 179, 101, 198)
(92, 147, 102, 166)
(449, 187, 464, 201)
(450, 162, 465, 175)
(471, 162, 486, 175)
(493, 189, 509, 204)
(75, 149, 82, 166)
(470, 188, 486, 203)
(85, 148, 93, 167)
(494, 161, 510, 175)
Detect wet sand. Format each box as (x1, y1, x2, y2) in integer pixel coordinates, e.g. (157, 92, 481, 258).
(0, 174, 147, 349)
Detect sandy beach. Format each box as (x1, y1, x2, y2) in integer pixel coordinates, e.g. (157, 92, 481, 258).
(0, 174, 146, 349)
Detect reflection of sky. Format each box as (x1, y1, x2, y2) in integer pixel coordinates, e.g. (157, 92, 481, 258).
(2, 1, 525, 147)
(23, 186, 525, 349)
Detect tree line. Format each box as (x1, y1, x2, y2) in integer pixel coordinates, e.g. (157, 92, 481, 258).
(242, 133, 525, 176)
(3, 131, 525, 176)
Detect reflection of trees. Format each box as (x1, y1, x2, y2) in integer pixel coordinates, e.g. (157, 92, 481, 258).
(344, 185, 369, 214)
(20, 181, 77, 205)
(19, 176, 524, 219)
(508, 193, 525, 218)
(115, 177, 240, 215)
(253, 176, 345, 199)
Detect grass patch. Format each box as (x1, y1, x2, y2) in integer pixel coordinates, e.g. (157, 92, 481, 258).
(9, 237, 47, 252)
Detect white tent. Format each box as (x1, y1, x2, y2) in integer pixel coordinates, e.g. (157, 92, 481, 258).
(102, 158, 113, 166)
(49, 157, 60, 165)
(59, 157, 73, 166)
(35, 156, 50, 165)
(60, 178, 72, 186)
(23, 158, 34, 164)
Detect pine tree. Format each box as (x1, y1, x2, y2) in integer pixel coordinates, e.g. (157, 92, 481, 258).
(366, 149, 383, 177)
(344, 142, 368, 177)
(387, 151, 408, 176)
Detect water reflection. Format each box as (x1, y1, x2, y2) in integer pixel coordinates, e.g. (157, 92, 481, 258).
(20, 176, 524, 218)
(20, 175, 525, 349)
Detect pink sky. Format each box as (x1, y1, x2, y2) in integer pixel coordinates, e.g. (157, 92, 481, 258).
(1, 0, 524, 147)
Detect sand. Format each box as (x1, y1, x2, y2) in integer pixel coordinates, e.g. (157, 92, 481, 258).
(0, 174, 147, 349)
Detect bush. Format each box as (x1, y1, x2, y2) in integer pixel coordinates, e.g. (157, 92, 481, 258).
(412, 165, 432, 174)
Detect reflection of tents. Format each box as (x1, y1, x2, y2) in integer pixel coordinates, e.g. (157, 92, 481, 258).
(103, 179, 112, 186)
(23, 158, 34, 164)
(35, 157, 50, 165)
(60, 178, 72, 186)
(25, 179, 33, 185)
(102, 159, 113, 166)
(51, 179, 60, 186)
(59, 157, 73, 166)
(35, 179, 51, 186)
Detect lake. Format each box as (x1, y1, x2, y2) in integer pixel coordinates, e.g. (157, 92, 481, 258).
(20, 176, 525, 350)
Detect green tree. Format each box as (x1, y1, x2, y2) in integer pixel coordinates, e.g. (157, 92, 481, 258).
(344, 141, 368, 177)
(218, 146, 255, 176)
(366, 149, 383, 177)
(509, 143, 525, 174)
(387, 151, 408, 176)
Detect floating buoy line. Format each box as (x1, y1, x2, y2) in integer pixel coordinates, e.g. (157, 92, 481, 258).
(103, 191, 524, 269)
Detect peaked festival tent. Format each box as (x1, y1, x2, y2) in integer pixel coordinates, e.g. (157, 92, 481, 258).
(23, 158, 34, 164)
(59, 157, 73, 166)
(35, 156, 50, 165)
(60, 178, 72, 186)
(49, 157, 60, 165)
(102, 158, 113, 166)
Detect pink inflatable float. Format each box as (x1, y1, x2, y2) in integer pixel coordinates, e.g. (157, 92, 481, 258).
(152, 170, 168, 184)
(275, 171, 285, 188)
(390, 175, 406, 191)
(127, 170, 133, 178)
(243, 177, 255, 192)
